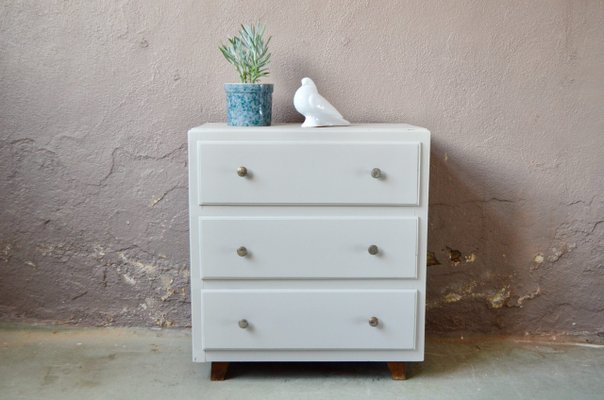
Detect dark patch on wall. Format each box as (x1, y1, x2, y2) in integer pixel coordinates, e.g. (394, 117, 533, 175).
(446, 247, 463, 266)
(427, 251, 440, 266)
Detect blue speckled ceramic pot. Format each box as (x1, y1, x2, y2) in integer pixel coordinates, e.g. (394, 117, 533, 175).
(225, 83, 273, 126)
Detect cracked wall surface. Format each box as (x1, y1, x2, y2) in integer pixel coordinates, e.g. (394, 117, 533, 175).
(1, 1, 603, 339)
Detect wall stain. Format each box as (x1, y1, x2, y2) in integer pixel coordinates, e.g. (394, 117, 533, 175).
(122, 273, 136, 286)
(548, 244, 574, 263)
(0, 243, 12, 263)
(154, 314, 174, 328)
(446, 247, 463, 266)
(512, 287, 542, 307)
(427, 251, 441, 266)
(486, 287, 511, 309)
(429, 282, 528, 311)
(444, 293, 462, 303)
(159, 276, 176, 302)
(531, 253, 545, 270)
(118, 253, 157, 275)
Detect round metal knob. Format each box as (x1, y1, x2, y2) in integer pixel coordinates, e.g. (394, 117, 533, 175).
(371, 168, 382, 179)
(368, 316, 379, 327)
(238, 319, 249, 329)
(237, 166, 248, 177)
(368, 245, 379, 255)
(237, 246, 248, 257)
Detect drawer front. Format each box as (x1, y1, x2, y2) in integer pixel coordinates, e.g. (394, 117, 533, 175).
(199, 217, 418, 279)
(197, 141, 421, 205)
(202, 290, 417, 350)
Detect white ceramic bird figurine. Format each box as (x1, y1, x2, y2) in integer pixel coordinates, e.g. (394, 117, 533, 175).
(293, 77, 350, 128)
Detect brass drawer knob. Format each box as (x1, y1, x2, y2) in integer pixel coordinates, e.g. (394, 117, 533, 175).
(238, 319, 249, 329)
(237, 246, 248, 257)
(371, 168, 382, 178)
(368, 316, 379, 327)
(368, 244, 379, 255)
(237, 166, 248, 177)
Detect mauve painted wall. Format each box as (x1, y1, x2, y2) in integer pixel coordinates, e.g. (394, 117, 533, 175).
(1, 1, 603, 338)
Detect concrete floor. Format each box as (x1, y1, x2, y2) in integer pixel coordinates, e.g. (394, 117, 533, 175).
(0, 324, 603, 400)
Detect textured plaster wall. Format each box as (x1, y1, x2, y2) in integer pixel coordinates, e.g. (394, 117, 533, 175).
(1, 1, 603, 337)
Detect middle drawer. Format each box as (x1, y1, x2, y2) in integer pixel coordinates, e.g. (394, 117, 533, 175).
(198, 216, 419, 279)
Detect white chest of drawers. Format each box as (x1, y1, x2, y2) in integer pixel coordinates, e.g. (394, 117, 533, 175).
(188, 123, 430, 380)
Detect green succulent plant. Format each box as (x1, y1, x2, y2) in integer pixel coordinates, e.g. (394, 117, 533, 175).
(219, 22, 272, 84)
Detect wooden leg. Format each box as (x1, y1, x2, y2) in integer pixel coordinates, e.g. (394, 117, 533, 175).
(210, 362, 230, 381)
(387, 362, 407, 380)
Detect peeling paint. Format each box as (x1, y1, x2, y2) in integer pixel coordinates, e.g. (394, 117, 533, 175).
(486, 287, 511, 309)
(35, 244, 55, 257)
(145, 298, 158, 310)
(160, 289, 176, 302)
(427, 251, 441, 266)
(93, 245, 106, 258)
(429, 282, 514, 311)
(154, 316, 174, 328)
(122, 274, 136, 286)
(159, 275, 176, 302)
(446, 247, 463, 266)
(0, 244, 12, 263)
(548, 244, 575, 263)
(118, 253, 157, 275)
(462, 281, 478, 295)
(531, 253, 545, 270)
(150, 309, 175, 327)
(549, 248, 564, 262)
(465, 253, 477, 263)
(149, 196, 162, 207)
(444, 293, 462, 303)
(515, 287, 542, 307)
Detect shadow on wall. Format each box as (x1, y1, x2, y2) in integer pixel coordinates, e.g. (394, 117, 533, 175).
(425, 142, 542, 336)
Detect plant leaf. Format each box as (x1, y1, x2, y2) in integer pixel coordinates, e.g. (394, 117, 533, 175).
(218, 22, 271, 83)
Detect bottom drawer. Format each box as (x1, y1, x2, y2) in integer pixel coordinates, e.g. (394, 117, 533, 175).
(202, 290, 417, 350)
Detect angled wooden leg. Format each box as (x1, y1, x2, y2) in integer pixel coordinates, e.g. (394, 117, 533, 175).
(210, 362, 230, 381)
(387, 362, 407, 380)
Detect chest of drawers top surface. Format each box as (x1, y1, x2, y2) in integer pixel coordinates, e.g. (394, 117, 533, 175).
(190, 122, 427, 131)
(188, 123, 429, 144)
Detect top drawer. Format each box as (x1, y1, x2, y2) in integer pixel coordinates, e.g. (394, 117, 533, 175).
(197, 141, 421, 206)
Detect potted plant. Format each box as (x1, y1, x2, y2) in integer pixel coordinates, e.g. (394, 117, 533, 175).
(219, 23, 273, 126)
